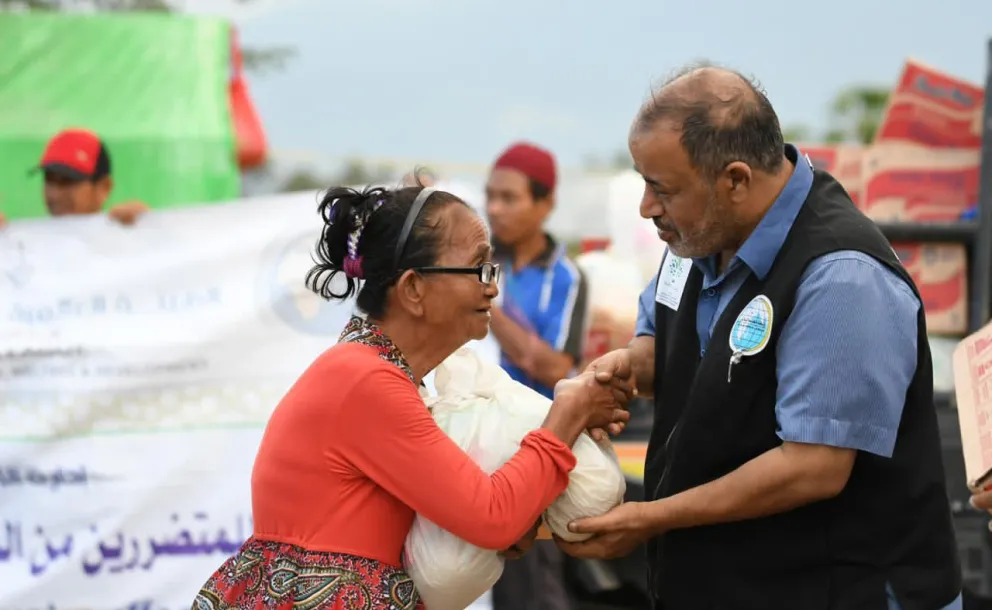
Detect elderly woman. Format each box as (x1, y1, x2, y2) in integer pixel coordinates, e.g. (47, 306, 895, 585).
(192, 184, 631, 609)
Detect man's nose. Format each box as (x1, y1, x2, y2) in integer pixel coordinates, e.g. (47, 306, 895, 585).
(639, 193, 661, 220)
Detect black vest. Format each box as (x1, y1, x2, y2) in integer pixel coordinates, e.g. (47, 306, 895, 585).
(646, 170, 961, 610)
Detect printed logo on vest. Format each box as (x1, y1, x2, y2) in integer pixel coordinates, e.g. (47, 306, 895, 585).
(726, 295, 774, 382)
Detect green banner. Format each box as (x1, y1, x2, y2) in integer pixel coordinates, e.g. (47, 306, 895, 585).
(0, 12, 238, 220)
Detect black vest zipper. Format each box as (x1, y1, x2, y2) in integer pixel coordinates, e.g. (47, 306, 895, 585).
(653, 421, 683, 501)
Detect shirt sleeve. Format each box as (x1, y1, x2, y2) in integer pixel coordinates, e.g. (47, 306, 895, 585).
(337, 364, 577, 550)
(539, 260, 588, 364)
(775, 250, 921, 458)
(635, 276, 658, 338)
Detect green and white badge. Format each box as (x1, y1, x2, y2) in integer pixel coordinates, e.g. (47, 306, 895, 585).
(727, 295, 774, 382)
(655, 252, 692, 311)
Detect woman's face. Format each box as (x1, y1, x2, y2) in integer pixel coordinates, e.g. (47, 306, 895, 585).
(421, 205, 499, 343)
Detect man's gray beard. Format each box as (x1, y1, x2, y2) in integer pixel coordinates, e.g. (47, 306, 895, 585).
(666, 233, 713, 259)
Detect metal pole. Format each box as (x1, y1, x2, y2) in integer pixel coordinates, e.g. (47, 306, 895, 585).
(969, 37, 992, 332)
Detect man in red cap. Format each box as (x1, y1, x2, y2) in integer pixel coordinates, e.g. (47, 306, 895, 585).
(0, 128, 148, 227)
(486, 141, 588, 610)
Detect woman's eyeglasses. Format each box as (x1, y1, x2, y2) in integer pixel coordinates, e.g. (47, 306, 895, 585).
(413, 262, 501, 285)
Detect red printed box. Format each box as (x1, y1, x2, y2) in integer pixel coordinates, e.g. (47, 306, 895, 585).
(892, 243, 968, 335)
(800, 145, 864, 206)
(952, 319, 992, 490)
(876, 59, 984, 149)
(861, 144, 980, 222)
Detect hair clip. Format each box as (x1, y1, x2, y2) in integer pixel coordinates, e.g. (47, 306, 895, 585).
(343, 255, 364, 279)
(342, 197, 386, 280)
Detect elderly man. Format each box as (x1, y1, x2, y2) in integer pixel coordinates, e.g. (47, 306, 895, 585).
(560, 64, 963, 610)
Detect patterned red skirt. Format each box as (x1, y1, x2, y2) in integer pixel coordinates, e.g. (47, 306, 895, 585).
(192, 537, 424, 610)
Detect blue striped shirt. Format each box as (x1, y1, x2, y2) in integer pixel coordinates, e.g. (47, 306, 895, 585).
(634, 145, 960, 610)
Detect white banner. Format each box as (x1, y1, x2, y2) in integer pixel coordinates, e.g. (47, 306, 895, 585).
(0, 194, 498, 609)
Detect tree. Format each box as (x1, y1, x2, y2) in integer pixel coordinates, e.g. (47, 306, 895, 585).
(0, 0, 295, 74)
(583, 150, 633, 171)
(778, 86, 891, 145)
(273, 160, 398, 193)
(278, 169, 327, 193)
(610, 149, 633, 170)
(782, 124, 812, 143)
(827, 86, 890, 145)
(332, 159, 395, 186)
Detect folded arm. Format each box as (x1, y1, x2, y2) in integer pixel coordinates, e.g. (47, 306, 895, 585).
(491, 265, 589, 388)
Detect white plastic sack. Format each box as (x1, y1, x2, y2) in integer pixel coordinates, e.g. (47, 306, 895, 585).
(545, 434, 626, 542)
(403, 348, 626, 609)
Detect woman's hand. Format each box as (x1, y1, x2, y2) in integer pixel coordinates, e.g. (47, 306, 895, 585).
(554, 372, 633, 430)
(583, 349, 638, 440)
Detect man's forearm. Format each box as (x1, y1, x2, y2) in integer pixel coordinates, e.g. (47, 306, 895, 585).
(629, 336, 655, 397)
(490, 307, 574, 387)
(644, 442, 856, 534)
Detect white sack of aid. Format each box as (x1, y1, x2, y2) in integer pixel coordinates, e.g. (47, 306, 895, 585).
(403, 347, 626, 610)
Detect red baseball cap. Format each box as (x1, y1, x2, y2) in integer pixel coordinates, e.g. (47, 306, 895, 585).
(492, 142, 557, 193)
(34, 128, 111, 180)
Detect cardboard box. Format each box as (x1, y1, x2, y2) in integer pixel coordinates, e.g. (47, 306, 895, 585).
(581, 308, 636, 371)
(892, 243, 968, 335)
(876, 59, 985, 149)
(800, 145, 865, 206)
(861, 144, 980, 222)
(952, 319, 992, 490)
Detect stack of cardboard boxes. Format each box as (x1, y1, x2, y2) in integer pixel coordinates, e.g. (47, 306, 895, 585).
(801, 60, 985, 392)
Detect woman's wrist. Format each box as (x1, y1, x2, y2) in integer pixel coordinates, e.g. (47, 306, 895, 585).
(542, 397, 587, 447)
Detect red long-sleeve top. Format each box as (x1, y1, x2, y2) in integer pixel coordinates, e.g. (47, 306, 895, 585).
(250, 342, 576, 567)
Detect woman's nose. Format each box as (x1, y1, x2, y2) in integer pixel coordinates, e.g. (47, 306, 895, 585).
(484, 280, 499, 299)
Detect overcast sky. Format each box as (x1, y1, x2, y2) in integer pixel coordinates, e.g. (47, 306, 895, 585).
(194, 0, 992, 170)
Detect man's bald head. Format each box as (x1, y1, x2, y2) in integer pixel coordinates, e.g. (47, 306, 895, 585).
(632, 63, 785, 180)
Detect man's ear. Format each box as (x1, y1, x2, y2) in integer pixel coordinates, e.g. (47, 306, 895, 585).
(535, 193, 556, 221)
(721, 162, 752, 204)
(95, 176, 114, 207)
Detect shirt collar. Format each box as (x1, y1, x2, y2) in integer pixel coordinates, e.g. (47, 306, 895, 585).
(694, 144, 814, 281)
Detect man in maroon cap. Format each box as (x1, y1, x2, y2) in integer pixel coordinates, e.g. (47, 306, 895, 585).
(485, 141, 589, 610)
(0, 128, 148, 227)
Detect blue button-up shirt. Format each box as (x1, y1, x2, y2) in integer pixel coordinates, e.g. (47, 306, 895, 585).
(634, 145, 960, 610)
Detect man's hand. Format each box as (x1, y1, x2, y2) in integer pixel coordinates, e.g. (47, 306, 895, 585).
(0, 211, 7, 229)
(107, 201, 150, 226)
(554, 502, 654, 560)
(972, 486, 992, 531)
(499, 518, 543, 560)
(586, 348, 635, 385)
(972, 488, 992, 511)
(584, 349, 636, 441)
